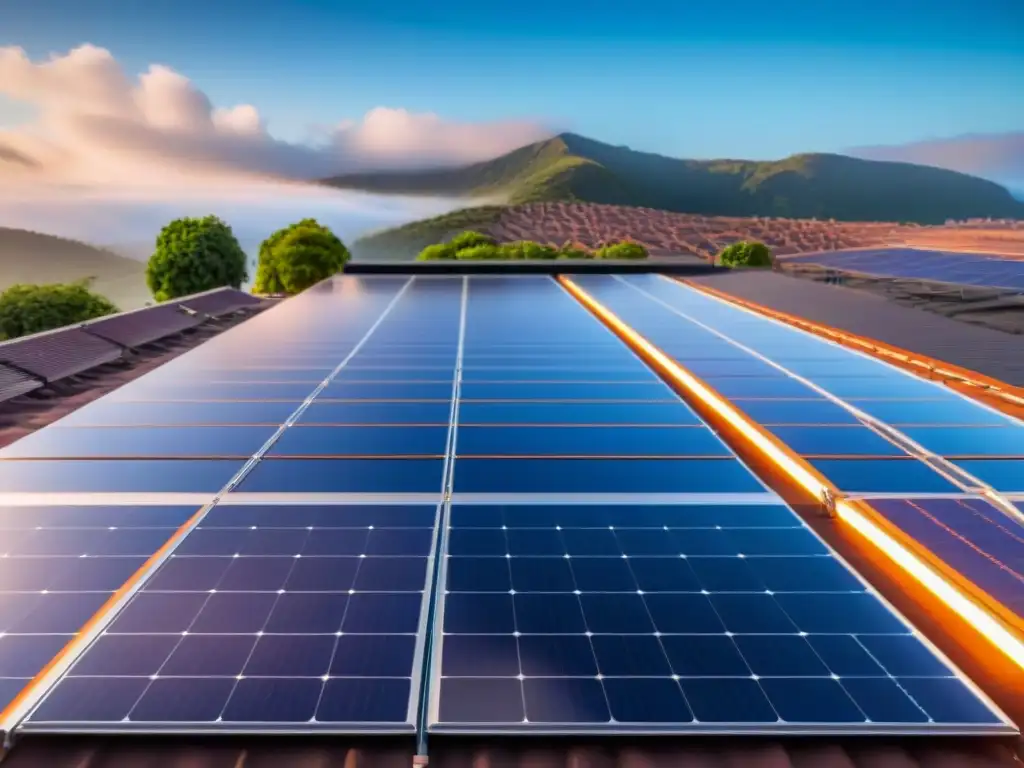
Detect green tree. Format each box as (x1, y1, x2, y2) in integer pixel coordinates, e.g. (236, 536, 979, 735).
(254, 219, 350, 295)
(718, 240, 774, 268)
(146, 215, 248, 301)
(596, 241, 649, 260)
(0, 281, 118, 340)
(449, 230, 496, 252)
(454, 244, 501, 260)
(416, 243, 456, 261)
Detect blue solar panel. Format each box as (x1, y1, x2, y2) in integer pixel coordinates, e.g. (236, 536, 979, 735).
(767, 426, 905, 456)
(785, 248, 1024, 292)
(868, 497, 1024, 619)
(459, 402, 704, 425)
(268, 426, 450, 457)
(297, 401, 452, 425)
(0, 426, 277, 459)
(901, 426, 1024, 457)
(238, 459, 446, 493)
(0, 460, 246, 493)
(321, 382, 455, 400)
(55, 401, 300, 426)
(456, 425, 732, 457)
(569, 274, 1022, 498)
(453, 458, 765, 494)
(429, 503, 1006, 733)
(25, 504, 438, 731)
(0, 506, 198, 715)
(111, 382, 317, 401)
(953, 461, 1024, 493)
(459, 382, 678, 401)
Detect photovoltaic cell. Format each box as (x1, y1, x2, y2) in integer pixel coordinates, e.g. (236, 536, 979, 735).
(26, 504, 439, 731)
(430, 504, 1007, 733)
(0, 506, 198, 715)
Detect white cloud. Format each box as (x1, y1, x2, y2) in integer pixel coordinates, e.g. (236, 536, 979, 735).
(0, 44, 553, 186)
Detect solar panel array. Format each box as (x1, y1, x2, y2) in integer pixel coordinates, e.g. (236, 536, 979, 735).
(571, 274, 1024, 496)
(0, 275, 1014, 738)
(785, 248, 1024, 291)
(568, 272, 1024, 656)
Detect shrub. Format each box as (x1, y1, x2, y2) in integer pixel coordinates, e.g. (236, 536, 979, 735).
(0, 281, 118, 340)
(718, 240, 774, 268)
(449, 230, 496, 251)
(596, 241, 649, 260)
(496, 242, 526, 260)
(416, 243, 456, 261)
(454, 244, 501, 260)
(558, 241, 593, 259)
(254, 219, 350, 295)
(520, 241, 559, 260)
(147, 215, 248, 301)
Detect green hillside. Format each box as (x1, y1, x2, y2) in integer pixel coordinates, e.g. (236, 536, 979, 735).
(0, 228, 150, 309)
(350, 206, 507, 261)
(326, 133, 1024, 225)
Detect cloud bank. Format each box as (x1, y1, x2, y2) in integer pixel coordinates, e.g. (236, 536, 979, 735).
(847, 132, 1024, 187)
(0, 44, 553, 186)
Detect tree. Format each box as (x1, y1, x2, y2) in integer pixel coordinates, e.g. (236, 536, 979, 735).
(0, 281, 118, 340)
(717, 240, 774, 268)
(449, 230, 496, 252)
(596, 241, 649, 260)
(416, 243, 456, 261)
(254, 219, 350, 295)
(146, 215, 248, 301)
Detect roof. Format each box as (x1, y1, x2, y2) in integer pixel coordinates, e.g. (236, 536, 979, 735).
(4, 735, 1022, 768)
(687, 269, 1024, 386)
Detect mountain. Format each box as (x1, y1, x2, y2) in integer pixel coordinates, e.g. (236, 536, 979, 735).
(324, 133, 1024, 225)
(0, 228, 149, 309)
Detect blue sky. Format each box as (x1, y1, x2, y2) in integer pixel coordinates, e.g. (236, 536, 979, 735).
(2, 0, 1023, 161)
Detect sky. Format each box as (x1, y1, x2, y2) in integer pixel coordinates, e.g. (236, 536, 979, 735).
(2, 0, 1023, 159)
(0, 0, 1022, 240)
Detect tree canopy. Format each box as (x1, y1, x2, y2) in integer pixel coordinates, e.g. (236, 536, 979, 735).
(448, 230, 496, 251)
(0, 281, 118, 340)
(717, 240, 774, 268)
(254, 219, 350, 295)
(146, 215, 248, 301)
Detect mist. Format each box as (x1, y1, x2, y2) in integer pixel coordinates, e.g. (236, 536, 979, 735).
(0, 179, 465, 268)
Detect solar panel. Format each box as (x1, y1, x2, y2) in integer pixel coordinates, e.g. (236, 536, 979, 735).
(0, 505, 200, 714)
(427, 276, 1010, 735)
(867, 497, 1024, 620)
(569, 274, 1024, 498)
(786, 248, 1024, 292)
(24, 503, 439, 731)
(16, 276, 463, 733)
(429, 502, 1007, 733)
